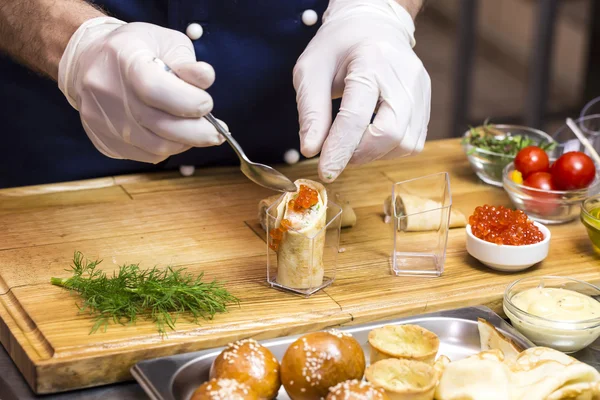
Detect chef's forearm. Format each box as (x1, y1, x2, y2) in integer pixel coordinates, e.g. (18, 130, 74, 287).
(0, 0, 105, 80)
(395, 0, 425, 20)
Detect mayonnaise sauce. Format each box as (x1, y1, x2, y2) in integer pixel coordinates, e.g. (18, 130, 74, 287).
(511, 287, 600, 321)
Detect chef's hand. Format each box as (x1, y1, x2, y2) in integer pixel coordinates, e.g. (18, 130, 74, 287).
(58, 17, 226, 163)
(294, 0, 431, 182)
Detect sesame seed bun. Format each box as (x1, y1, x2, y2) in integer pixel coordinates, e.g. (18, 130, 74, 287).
(209, 339, 281, 400)
(281, 330, 366, 400)
(191, 378, 258, 400)
(326, 379, 390, 400)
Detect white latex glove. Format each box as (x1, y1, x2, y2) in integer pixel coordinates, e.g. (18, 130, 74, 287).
(59, 17, 226, 163)
(293, 0, 431, 182)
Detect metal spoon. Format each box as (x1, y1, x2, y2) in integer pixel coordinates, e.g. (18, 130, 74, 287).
(153, 58, 297, 193)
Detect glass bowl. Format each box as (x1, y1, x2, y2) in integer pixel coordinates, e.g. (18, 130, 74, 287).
(502, 162, 600, 224)
(581, 195, 600, 252)
(504, 276, 600, 353)
(579, 96, 600, 132)
(462, 125, 555, 187)
(551, 115, 600, 157)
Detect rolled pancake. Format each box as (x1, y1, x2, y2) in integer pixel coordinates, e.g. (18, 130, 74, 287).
(258, 194, 281, 232)
(435, 350, 512, 400)
(259, 192, 356, 231)
(384, 194, 466, 232)
(510, 347, 600, 400)
(477, 318, 522, 365)
(273, 179, 328, 289)
(435, 347, 600, 400)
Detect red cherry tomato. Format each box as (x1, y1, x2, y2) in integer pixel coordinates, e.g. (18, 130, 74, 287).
(523, 172, 556, 190)
(514, 146, 550, 178)
(550, 151, 596, 190)
(522, 172, 558, 217)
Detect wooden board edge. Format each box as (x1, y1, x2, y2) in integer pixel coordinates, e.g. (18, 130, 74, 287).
(32, 312, 354, 394)
(0, 295, 43, 393)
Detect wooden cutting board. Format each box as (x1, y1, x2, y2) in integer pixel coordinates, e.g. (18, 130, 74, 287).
(1, 138, 599, 394)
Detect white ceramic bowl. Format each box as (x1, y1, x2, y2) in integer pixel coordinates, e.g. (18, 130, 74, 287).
(465, 222, 551, 272)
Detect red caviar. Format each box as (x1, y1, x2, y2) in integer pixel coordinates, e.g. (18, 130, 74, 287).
(289, 185, 319, 211)
(469, 205, 544, 246)
(269, 186, 319, 251)
(269, 218, 291, 251)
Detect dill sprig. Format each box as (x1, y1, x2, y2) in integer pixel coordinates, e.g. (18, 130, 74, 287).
(50, 252, 239, 336)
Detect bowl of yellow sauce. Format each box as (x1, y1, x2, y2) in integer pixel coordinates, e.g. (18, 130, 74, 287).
(581, 195, 600, 251)
(504, 276, 600, 353)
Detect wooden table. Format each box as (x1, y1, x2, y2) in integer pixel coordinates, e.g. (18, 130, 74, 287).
(1, 138, 598, 394)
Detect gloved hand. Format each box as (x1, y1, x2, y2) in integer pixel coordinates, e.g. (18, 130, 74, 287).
(293, 0, 431, 182)
(59, 17, 226, 163)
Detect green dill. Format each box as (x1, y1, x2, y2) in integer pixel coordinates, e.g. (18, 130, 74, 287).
(50, 252, 239, 336)
(462, 120, 556, 156)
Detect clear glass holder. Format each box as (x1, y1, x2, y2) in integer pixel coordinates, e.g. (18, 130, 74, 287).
(266, 197, 342, 297)
(390, 172, 452, 277)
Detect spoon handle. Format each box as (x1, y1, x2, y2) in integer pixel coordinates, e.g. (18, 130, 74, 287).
(204, 113, 247, 162)
(566, 118, 600, 167)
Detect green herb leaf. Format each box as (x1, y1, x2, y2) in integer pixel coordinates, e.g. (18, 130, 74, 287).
(464, 120, 556, 157)
(51, 252, 239, 336)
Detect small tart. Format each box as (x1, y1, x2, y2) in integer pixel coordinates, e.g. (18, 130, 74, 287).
(365, 359, 437, 400)
(368, 325, 439, 365)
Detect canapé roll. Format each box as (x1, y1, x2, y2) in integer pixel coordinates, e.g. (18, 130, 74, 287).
(384, 194, 466, 231)
(270, 179, 328, 289)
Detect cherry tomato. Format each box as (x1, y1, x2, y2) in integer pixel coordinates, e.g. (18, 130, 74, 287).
(550, 151, 596, 190)
(523, 172, 558, 216)
(514, 146, 550, 178)
(523, 172, 556, 191)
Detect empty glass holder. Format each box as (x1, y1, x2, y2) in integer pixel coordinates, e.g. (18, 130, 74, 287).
(266, 196, 342, 297)
(389, 172, 452, 277)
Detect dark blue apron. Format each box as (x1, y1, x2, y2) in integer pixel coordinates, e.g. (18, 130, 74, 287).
(0, 0, 328, 188)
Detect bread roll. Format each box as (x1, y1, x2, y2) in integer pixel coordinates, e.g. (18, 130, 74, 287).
(368, 325, 439, 365)
(191, 378, 258, 400)
(281, 330, 366, 400)
(326, 379, 390, 400)
(209, 339, 281, 400)
(365, 359, 437, 400)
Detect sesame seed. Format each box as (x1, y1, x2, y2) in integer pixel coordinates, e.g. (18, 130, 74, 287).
(301, 388, 306, 392)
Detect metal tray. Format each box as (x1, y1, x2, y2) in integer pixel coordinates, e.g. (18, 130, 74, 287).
(132, 306, 536, 400)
